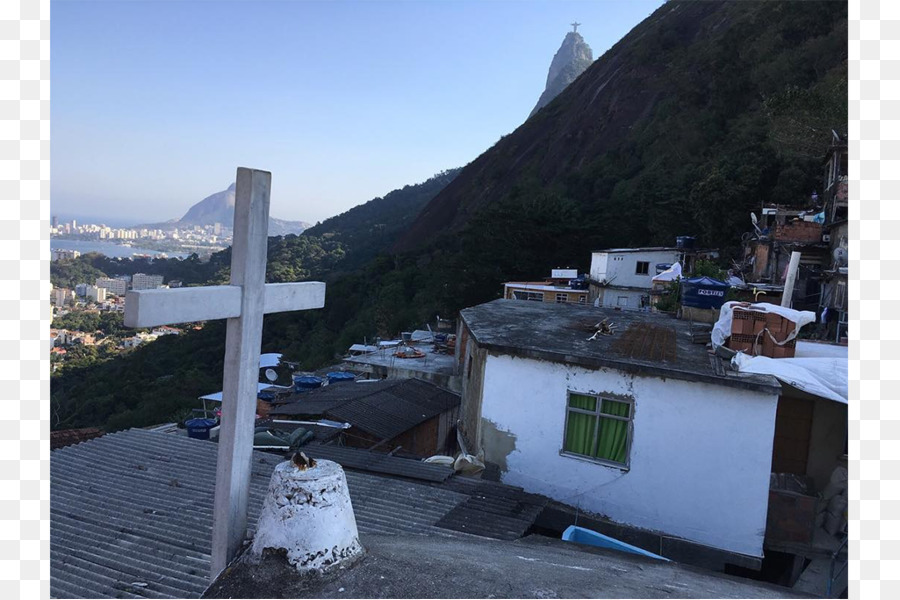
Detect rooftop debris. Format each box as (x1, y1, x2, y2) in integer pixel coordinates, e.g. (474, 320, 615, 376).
(586, 318, 617, 340)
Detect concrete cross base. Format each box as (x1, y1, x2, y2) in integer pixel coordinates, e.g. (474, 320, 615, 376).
(250, 460, 364, 573)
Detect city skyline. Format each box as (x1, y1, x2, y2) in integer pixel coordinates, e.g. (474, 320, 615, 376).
(52, 0, 661, 226)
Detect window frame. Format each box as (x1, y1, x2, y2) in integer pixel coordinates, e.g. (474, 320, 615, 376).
(555, 293, 568, 304)
(635, 261, 650, 275)
(513, 290, 544, 302)
(561, 391, 634, 471)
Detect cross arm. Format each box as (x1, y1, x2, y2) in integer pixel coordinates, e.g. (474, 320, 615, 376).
(124, 286, 241, 328)
(124, 281, 326, 328)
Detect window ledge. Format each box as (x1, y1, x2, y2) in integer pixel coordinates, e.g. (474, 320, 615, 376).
(559, 450, 630, 472)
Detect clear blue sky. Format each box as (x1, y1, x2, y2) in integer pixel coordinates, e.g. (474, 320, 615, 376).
(52, 0, 662, 225)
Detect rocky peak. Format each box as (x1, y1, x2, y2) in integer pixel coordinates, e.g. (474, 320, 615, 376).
(529, 30, 594, 118)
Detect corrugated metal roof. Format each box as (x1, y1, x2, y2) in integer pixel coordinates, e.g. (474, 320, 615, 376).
(302, 444, 453, 482)
(271, 378, 460, 441)
(51, 429, 469, 599)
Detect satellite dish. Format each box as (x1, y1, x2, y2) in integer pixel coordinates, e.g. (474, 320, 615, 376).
(750, 212, 758, 225)
(264, 368, 278, 383)
(832, 247, 848, 267)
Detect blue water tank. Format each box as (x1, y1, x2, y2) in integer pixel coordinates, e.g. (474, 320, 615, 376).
(326, 372, 356, 385)
(293, 375, 324, 392)
(681, 276, 730, 309)
(185, 418, 217, 440)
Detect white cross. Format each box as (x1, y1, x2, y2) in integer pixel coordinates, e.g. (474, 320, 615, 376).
(123, 168, 325, 580)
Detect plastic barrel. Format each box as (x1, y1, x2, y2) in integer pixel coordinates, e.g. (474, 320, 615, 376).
(326, 372, 356, 385)
(293, 375, 324, 392)
(185, 418, 217, 440)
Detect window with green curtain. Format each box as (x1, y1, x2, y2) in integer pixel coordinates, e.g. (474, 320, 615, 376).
(563, 393, 632, 467)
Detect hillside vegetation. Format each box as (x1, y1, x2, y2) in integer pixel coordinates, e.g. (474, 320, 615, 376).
(51, 0, 847, 432)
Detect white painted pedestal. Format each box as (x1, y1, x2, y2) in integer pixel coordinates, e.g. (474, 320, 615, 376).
(250, 460, 364, 572)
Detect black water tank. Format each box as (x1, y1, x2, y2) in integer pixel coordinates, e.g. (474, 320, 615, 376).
(676, 236, 696, 249)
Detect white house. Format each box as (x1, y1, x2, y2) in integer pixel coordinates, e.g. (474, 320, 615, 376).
(588, 247, 683, 309)
(589, 245, 721, 310)
(457, 299, 789, 567)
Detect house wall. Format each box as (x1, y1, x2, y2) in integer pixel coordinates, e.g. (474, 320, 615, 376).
(806, 398, 847, 492)
(475, 353, 779, 558)
(504, 284, 588, 304)
(595, 287, 649, 310)
(590, 250, 681, 290)
(457, 323, 487, 455)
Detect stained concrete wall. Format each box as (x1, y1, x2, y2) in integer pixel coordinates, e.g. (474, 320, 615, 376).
(457, 323, 487, 455)
(806, 398, 848, 491)
(477, 353, 779, 558)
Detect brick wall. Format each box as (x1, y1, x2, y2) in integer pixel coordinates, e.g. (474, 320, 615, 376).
(774, 220, 822, 243)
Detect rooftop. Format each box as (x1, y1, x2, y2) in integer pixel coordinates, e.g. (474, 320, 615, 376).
(52, 430, 816, 599)
(344, 343, 459, 391)
(269, 378, 460, 441)
(203, 534, 813, 599)
(460, 300, 781, 394)
(50, 429, 542, 599)
(594, 246, 682, 253)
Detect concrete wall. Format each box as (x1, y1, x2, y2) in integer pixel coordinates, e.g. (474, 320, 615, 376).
(595, 287, 649, 310)
(458, 323, 488, 455)
(806, 398, 848, 491)
(476, 353, 779, 558)
(590, 250, 681, 290)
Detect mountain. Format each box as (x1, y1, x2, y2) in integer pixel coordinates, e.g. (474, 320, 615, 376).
(397, 0, 847, 255)
(529, 30, 594, 118)
(302, 169, 461, 269)
(179, 183, 311, 236)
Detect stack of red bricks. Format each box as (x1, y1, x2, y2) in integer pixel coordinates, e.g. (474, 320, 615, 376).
(727, 305, 797, 358)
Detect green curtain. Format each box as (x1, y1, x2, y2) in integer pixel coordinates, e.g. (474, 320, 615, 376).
(564, 395, 596, 455)
(595, 400, 630, 464)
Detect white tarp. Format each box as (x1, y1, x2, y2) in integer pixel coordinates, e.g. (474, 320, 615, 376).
(259, 353, 282, 368)
(732, 352, 848, 404)
(711, 301, 816, 349)
(651, 262, 682, 283)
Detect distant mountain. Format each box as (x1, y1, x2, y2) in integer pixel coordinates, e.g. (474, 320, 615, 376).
(178, 183, 311, 236)
(529, 31, 594, 118)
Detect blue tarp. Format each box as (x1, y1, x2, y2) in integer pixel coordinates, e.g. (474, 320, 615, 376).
(681, 276, 730, 310)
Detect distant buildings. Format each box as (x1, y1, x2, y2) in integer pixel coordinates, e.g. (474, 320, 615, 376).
(95, 277, 127, 296)
(51, 248, 80, 262)
(53, 288, 74, 307)
(86, 286, 107, 303)
(131, 273, 164, 290)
